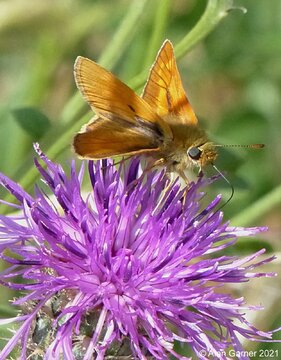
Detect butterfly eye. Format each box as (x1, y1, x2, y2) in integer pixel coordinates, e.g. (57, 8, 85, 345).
(188, 147, 202, 160)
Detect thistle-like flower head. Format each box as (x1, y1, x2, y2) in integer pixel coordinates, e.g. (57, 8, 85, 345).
(0, 145, 277, 360)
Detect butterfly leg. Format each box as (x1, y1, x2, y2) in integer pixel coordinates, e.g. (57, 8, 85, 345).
(126, 157, 165, 191)
(147, 157, 165, 169)
(177, 170, 193, 210)
(100, 157, 127, 170)
(152, 175, 175, 215)
(178, 170, 190, 186)
(197, 168, 204, 178)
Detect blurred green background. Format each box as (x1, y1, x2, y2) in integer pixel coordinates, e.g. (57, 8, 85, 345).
(0, 0, 280, 357)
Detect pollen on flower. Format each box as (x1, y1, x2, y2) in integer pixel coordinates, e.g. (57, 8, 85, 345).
(0, 145, 278, 360)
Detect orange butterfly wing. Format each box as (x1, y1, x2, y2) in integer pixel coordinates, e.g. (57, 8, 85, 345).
(73, 116, 160, 159)
(74, 56, 172, 133)
(73, 56, 174, 158)
(142, 40, 198, 126)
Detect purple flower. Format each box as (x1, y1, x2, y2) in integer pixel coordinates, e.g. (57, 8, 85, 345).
(0, 145, 278, 360)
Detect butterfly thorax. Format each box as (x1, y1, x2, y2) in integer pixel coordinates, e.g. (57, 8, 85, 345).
(158, 114, 218, 172)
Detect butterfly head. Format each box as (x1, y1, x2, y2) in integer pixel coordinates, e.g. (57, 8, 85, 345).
(187, 142, 218, 168)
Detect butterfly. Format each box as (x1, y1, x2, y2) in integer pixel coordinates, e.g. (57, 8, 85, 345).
(73, 40, 263, 182)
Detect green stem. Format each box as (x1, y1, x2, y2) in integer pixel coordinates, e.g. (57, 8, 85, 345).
(128, 0, 234, 90)
(174, 0, 233, 59)
(98, 0, 149, 69)
(231, 184, 281, 226)
(144, 0, 172, 68)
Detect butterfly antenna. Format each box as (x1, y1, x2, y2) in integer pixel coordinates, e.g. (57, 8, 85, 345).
(212, 164, 234, 212)
(213, 143, 265, 149)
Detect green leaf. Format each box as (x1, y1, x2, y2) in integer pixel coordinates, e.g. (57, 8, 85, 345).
(11, 107, 51, 140)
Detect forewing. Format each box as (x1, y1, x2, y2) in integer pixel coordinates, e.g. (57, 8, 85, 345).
(74, 56, 172, 138)
(73, 116, 160, 159)
(142, 40, 198, 125)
